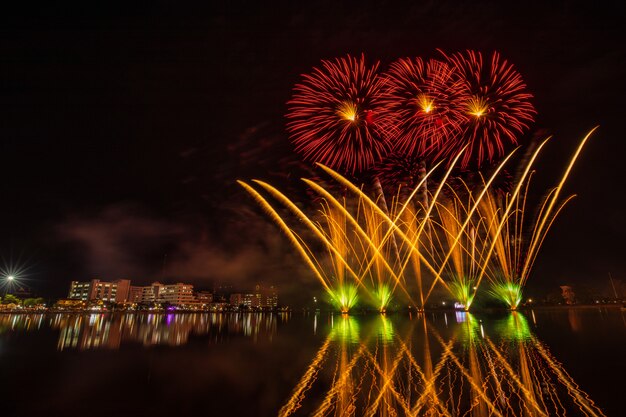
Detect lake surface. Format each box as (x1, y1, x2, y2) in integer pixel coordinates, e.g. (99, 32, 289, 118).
(0, 308, 623, 416)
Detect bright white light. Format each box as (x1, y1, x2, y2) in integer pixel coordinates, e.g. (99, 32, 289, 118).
(7, 275, 14, 281)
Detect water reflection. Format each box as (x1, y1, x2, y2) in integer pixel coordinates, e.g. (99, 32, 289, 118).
(0, 310, 613, 416)
(0, 312, 284, 350)
(280, 312, 607, 417)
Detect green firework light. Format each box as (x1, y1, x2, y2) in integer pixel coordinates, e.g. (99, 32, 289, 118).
(489, 282, 522, 310)
(449, 275, 476, 311)
(330, 284, 358, 313)
(372, 284, 392, 313)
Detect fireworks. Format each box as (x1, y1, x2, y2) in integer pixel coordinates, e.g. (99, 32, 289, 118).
(243, 51, 594, 313)
(240, 128, 596, 312)
(286, 54, 390, 174)
(287, 50, 536, 181)
(382, 57, 465, 158)
(372, 284, 392, 313)
(331, 284, 359, 314)
(436, 50, 536, 168)
(489, 282, 523, 310)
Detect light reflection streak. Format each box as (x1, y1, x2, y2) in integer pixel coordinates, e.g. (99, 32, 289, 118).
(280, 313, 607, 416)
(0, 312, 283, 350)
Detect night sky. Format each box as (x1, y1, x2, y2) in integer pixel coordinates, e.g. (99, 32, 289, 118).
(2, 1, 625, 303)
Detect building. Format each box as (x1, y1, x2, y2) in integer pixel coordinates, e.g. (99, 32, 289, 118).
(229, 293, 258, 308)
(229, 285, 278, 309)
(229, 293, 245, 308)
(265, 285, 278, 308)
(159, 283, 196, 305)
(140, 282, 165, 303)
(196, 291, 213, 304)
(254, 284, 278, 309)
(131, 282, 196, 306)
(68, 279, 131, 303)
(128, 286, 143, 303)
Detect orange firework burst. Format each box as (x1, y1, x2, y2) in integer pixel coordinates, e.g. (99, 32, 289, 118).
(286, 54, 391, 174)
(437, 50, 536, 168)
(381, 57, 466, 159)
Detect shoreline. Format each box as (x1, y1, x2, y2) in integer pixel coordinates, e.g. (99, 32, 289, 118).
(1, 304, 622, 315)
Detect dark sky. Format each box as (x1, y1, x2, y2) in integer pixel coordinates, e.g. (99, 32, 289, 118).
(1, 1, 625, 302)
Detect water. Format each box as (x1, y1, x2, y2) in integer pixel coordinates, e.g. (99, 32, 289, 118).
(0, 308, 623, 416)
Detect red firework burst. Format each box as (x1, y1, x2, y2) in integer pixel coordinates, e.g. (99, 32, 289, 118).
(381, 57, 466, 158)
(286, 54, 390, 174)
(438, 50, 536, 168)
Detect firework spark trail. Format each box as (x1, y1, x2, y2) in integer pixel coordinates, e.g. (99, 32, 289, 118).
(251, 180, 369, 307)
(428, 194, 493, 309)
(237, 181, 333, 294)
(318, 164, 451, 294)
(520, 127, 598, 283)
(304, 180, 411, 305)
(318, 145, 469, 304)
(469, 137, 553, 307)
(472, 128, 596, 308)
(392, 147, 470, 307)
(423, 149, 518, 303)
(249, 100, 596, 312)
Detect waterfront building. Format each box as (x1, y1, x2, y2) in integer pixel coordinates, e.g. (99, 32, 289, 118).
(265, 285, 278, 308)
(128, 286, 143, 303)
(140, 282, 165, 303)
(159, 283, 196, 305)
(131, 282, 196, 306)
(68, 279, 131, 303)
(229, 286, 278, 309)
(196, 291, 213, 304)
(229, 293, 244, 308)
(230, 293, 259, 308)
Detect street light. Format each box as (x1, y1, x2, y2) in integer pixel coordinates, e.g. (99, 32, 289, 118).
(7, 275, 14, 281)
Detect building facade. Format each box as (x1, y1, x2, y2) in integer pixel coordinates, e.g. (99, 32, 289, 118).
(229, 285, 278, 309)
(196, 291, 213, 304)
(128, 286, 143, 303)
(140, 282, 165, 303)
(68, 279, 131, 303)
(130, 282, 196, 306)
(159, 283, 196, 305)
